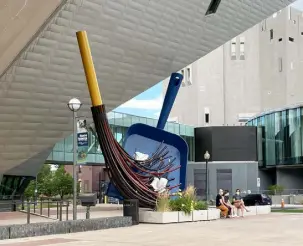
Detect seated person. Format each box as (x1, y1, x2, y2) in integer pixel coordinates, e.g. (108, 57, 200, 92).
(216, 189, 228, 218)
(233, 189, 250, 217)
(223, 190, 236, 217)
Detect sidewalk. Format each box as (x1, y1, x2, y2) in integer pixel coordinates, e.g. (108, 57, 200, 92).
(0, 204, 123, 225)
(0, 213, 302, 246)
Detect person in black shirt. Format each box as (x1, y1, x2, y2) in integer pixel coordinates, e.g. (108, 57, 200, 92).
(233, 189, 250, 217)
(216, 189, 228, 218)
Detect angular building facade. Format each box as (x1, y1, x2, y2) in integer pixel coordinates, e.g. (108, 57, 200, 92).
(0, 0, 296, 198)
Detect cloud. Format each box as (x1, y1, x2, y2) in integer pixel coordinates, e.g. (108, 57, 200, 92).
(119, 96, 163, 110)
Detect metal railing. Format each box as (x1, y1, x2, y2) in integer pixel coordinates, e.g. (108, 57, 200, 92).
(21, 199, 70, 224)
(0, 198, 71, 224)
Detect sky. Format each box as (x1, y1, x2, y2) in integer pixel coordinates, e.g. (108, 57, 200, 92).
(115, 82, 164, 119)
(292, 0, 303, 10)
(115, 0, 303, 119)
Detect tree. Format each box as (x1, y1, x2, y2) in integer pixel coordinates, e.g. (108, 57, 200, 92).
(24, 164, 53, 198)
(52, 166, 73, 199)
(37, 164, 51, 183)
(24, 164, 75, 200)
(268, 184, 284, 195)
(23, 180, 36, 199)
(24, 164, 52, 198)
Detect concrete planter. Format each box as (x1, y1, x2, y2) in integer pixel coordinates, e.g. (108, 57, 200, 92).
(139, 211, 178, 224)
(236, 205, 270, 216)
(256, 205, 271, 215)
(192, 210, 208, 221)
(236, 206, 257, 216)
(207, 208, 220, 220)
(139, 208, 223, 224)
(178, 211, 193, 222)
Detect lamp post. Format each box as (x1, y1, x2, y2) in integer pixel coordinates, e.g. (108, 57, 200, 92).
(67, 98, 82, 220)
(204, 151, 210, 202)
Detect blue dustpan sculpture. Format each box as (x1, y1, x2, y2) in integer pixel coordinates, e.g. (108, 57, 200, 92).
(106, 73, 188, 200)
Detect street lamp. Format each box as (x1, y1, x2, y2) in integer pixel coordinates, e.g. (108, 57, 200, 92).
(204, 151, 210, 202)
(67, 98, 82, 220)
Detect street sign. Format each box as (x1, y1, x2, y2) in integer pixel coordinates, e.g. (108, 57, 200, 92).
(77, 132, 88, 146)
(257, 177, 261, 188)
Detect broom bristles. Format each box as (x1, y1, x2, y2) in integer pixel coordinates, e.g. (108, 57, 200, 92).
(91, 105, 180, 208)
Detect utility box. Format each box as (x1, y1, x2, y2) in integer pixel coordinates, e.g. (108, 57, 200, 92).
(79, 193, 97, 207)
(123, 199, 139, 225)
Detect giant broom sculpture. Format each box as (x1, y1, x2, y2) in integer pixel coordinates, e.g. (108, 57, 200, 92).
(76, 31, 181, 208)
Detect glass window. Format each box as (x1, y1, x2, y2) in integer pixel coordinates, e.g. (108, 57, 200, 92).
(166, 122, 175, 133)
(131, 115, 140, 125)
(289, 108, 302, 163)
(180, 124, 186, 136)
(174, 123, 180, 135)
(65, 135, 73, 152)
(264, 113, 276, 166)
(122, 114, 132, 127)
(139, 117, 147, 124)
(146, 118, 156, 127)
(275, 112, 283, 165)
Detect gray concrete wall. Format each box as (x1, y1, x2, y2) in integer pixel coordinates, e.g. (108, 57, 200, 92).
(276, 168, 303, 190)
(165, 6, 303, 127)
(258, 170, 275, 191)
(186, 161, 259, 200)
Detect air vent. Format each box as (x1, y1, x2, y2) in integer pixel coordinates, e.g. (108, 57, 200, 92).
(205, 0, 221, 16)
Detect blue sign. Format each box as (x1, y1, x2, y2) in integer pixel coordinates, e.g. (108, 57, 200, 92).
(77, 132, 88, 146)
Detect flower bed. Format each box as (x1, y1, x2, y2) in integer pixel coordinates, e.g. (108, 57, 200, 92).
(139, 186, 220, 224)
(138, 186, 271, 224)
(139, 209, 220, 223)
(139, 206, 271, 224)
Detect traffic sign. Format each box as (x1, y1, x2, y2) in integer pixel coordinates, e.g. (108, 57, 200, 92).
(257, 178, 261, 188)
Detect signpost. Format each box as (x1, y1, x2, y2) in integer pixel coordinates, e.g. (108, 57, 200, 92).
(257, 177, 261, 193)
(77, 119, 88, 164)
(77, 132, 88, 164)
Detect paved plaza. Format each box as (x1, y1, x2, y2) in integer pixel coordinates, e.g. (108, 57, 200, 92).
(0, 204, 123, 225)
(0, 213, 302, 246)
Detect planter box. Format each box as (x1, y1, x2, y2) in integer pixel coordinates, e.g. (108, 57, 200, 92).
(256, 205, 271, 215)
(139, 209, 222, 224)
(207, 208, 220, 220)
(192, 210, 208, 221)
(236, 206, 257, 217)
(236, 206, 270, 216)
(139, 211, 178, 224)
(178, 211, 193, 222)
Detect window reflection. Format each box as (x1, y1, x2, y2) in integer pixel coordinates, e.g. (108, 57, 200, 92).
(247, 107, 303, 167)
(48, 111, 195, 163)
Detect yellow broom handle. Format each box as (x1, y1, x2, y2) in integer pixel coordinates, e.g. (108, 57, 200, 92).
(76, 31, 102, 106)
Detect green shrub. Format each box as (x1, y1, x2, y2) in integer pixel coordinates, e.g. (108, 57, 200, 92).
(156, 191, 171, 212)
(168, 185, 196, 215)
(156, 185, 208, 215)
(268, 185, 284, 195)
(194, 200, 208, 210)
(169, 198, 182, 211)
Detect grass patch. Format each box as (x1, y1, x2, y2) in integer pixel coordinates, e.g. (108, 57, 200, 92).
(272, 209, 303, 213)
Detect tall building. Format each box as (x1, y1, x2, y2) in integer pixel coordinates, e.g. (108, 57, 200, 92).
(165, 6, 303, 127)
